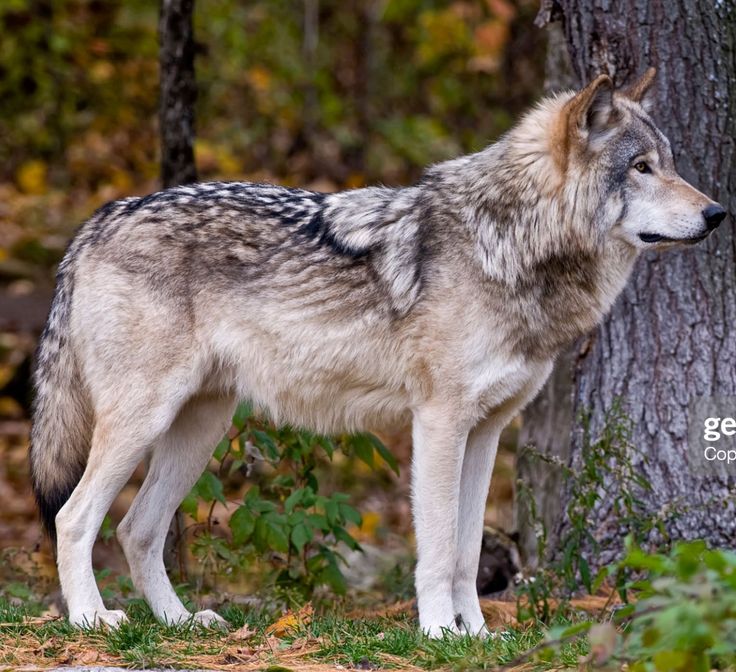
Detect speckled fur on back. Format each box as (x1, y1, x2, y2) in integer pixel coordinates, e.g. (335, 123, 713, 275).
(30, 70, 723, 634)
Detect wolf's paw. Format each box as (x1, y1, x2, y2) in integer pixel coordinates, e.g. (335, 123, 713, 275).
(71, 609, 129, 629)
(192, 609, 229, 629)
(457, 619, 492, 638)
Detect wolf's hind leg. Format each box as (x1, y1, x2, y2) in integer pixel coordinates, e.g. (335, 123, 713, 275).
(451, 416, 504, 637)
(55, 410, 169, 629)
(117, 393, 237, 627)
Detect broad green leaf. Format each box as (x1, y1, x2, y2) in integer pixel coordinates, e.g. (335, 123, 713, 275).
(180, 492, 199, 520)
(308, 513, 330, 532)
(266, 517, 290, 553)
(324, 499, 339, 526)
(252, 499, 277, 514)
(318, 556, 347, 594)
(369, 434, 399, 474)
(272, 474, 295, 489)
(291, 522, 313, 551)
(213, 437, 230, 461)
(333, 525, 361, 551)
(232, 402, 252, 430)
(284, 488, 304, 513)
(351, 434, 375, 467)
(230, 506, 256, 545)
(338, 502, 362, 527)
(194, 471, 226, 504)
(287, 510, 305, 526)
(321, 437, 336, 459)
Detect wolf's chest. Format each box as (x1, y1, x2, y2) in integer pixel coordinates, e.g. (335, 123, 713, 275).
(462, 344, 552, 421)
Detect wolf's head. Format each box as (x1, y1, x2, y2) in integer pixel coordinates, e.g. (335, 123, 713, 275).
(435, 69, 725, 292)
(551, 69, 725, 250)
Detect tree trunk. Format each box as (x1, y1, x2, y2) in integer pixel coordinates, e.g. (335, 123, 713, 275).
(302, 0, 319, 154)
(158, 0, 198, 578)
(518, 0, 736, 572)
(159, 0, 197, 188)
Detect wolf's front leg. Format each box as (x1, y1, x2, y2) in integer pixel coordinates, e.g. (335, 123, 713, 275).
(451, 416, 504, 637)
(411, 404, 471, 637)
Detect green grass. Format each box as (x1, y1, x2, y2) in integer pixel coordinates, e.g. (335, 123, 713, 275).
(0, 597, 589, 671)
(308, 612, 588, 670)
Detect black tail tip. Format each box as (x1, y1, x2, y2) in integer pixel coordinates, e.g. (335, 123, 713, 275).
(30, 447, 86, 549)
(33, 484, 76, 548)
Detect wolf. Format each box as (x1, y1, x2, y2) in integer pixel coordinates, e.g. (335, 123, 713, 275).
(30, 68, 725, 637)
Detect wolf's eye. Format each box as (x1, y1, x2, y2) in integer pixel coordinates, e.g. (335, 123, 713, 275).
(634, 161, 650, 174)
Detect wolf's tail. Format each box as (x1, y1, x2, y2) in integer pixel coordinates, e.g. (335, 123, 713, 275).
(30, 249, 93, 547)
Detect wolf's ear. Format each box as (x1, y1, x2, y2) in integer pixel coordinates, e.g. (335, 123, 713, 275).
(623, 67, 657, 113)
(562, 74, 617, 151)
(552, 75, 616, 166)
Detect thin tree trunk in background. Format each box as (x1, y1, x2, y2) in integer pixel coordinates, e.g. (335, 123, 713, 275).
(160, 0, 197, 188)
(354, 0, 379, 159)
(302, 0, 319, 153)
(158, 0, 197, 578)
(518, 0, 736, 572)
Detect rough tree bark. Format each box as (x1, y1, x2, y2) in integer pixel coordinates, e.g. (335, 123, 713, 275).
(518, 0, 736, 571)
(158, 0, 197, 577)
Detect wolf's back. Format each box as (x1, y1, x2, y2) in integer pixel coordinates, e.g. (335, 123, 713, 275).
(30, 233, 93, 545)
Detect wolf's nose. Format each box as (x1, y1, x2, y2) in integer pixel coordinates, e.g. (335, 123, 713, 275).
(703, 204, 726, 230)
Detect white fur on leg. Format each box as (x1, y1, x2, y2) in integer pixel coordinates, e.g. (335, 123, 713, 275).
(411, 404, 470, 638)
(56, 371, 200, 630)
(56, 420, 151, 629)
(451, 370, 551, 637)
(451, 416, 504, 637)
(117, 394, 236, 626)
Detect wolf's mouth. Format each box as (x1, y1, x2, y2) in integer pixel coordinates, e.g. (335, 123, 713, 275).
(639, 232, 709, 245)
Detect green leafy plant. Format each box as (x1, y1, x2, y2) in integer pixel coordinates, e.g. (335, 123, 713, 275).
(181, 402, 398, 599)
(533, 541, 736, 671)
(513, 403, 736, 669)
(561, 401, 659, 592)
(612, 540, 736, 670)
(517, 400, 664, 621)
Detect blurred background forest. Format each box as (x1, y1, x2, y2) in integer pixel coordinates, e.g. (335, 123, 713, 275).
(0, 0, 546, 603)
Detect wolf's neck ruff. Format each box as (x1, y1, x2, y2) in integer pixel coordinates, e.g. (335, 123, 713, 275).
(311, 130, 640, 355)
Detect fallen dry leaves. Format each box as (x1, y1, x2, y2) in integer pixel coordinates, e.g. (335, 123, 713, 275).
(228, 623, 257, 641)
(350, 592, 619, 629)
(0, 596, 621, 671)
(265, 602, 314, 637)
(0, 606, 338, 672)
